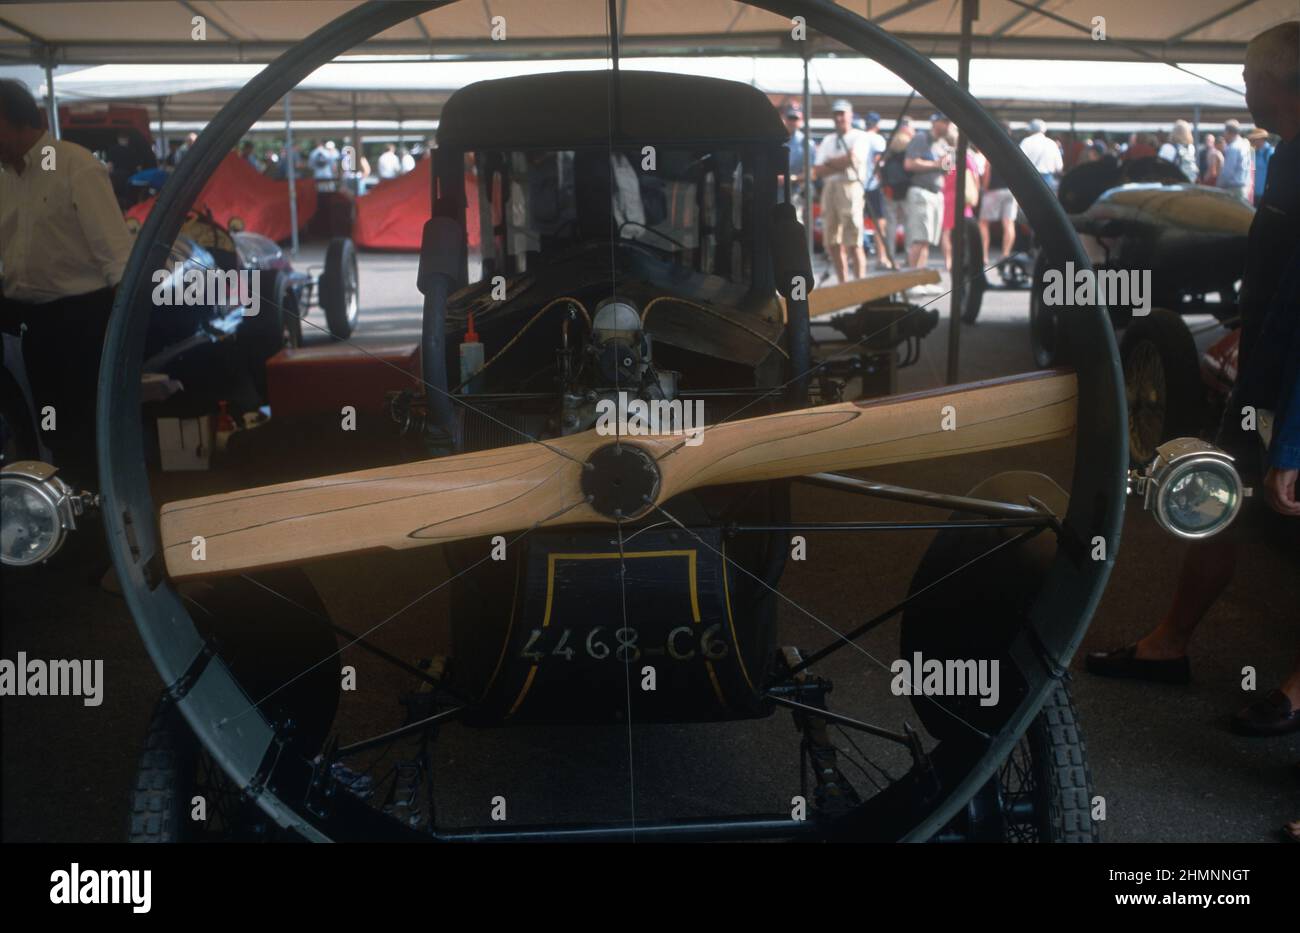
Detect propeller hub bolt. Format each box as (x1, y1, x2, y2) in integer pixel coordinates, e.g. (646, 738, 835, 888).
(581, 443, 661, 520)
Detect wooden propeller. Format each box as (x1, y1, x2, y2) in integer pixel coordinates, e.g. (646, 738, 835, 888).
(803, 269, 941, 319)
(160, 371, 1076, 581)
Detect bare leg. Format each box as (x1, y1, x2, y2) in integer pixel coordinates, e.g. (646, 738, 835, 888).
(941, 229, 953, 272)
(852, 244, 868, 279)
(908, 241, 930, 270)
(1135, 538, 1236, 659)
(874, 221, 894, 269)
(979, 220, 990, 266)
(832, 244, 849, 283)
(1000, 217, 1015, 256)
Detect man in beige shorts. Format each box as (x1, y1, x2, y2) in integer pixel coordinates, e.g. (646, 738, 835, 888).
(814, 100, 870, 283)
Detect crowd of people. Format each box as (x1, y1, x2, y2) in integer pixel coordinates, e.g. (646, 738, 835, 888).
(783, 99, 1281, 295)
(231, 137, 429, 192)
(94, 127, 434, 207)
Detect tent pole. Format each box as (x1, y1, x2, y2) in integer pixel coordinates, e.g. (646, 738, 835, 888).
(285, 93, 299, 257)
(1192, 103, 1200, 142)
(351, 90, 360, 181)
(157, 97, 166, 162)
(802, 47, 813, 264)
(43, 53, 60, 140)
(947, 0, 976, 385)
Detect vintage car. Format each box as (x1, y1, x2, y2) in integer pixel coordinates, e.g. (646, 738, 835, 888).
(1029, 175, 1252, 463)
(0, 0, 1243, 844)
(0, 209, 359, 476)
(147, 211, 360, 406)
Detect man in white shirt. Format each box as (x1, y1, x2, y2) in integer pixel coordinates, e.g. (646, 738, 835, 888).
(376, 143, 401, 180)
(1217, 119, 1254, 201)
(813, 100, 871, 283)
(399, 146, 416, 175)
(0, 79, 132, 484)
(1019, 118, 1063, 192)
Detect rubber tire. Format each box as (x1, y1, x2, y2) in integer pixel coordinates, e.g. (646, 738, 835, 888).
(320, 236, 359, 339)
(1029, 251, 1068, 368)
(1020, 682, 1100, 842)
(238, 271, 300, 401)
(958, 216, 987, 324)
(1120, 307, 1203, 467)
(274, 273, 304, 349)
(126, 696, 197, 843)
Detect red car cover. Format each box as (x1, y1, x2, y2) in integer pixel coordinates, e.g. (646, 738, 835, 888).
(126, 153, 317, 243)
(353, 160, 481, 252)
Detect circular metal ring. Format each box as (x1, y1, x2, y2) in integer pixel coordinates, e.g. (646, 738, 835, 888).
(99, 0, 1125, 841)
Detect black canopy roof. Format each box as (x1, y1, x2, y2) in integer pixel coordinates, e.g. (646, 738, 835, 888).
(436, 70, 788, 150)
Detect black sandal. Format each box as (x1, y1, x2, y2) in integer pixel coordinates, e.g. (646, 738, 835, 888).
(1230, 690, 1300, 736)
(1084, 644, 1191, 685)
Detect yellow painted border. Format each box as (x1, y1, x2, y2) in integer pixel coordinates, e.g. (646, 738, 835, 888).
(507, 548, 725, 716)
(720, 540, 754, 692)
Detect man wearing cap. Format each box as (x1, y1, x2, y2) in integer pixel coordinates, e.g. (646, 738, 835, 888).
(902, 113, 953, 283)
(783, 106, 807, 224)
(1019, 118, 1063, 192)
(1218, 119, 1254, 200)
(813, 100, 871, 283)
(859, 111, 894, 270)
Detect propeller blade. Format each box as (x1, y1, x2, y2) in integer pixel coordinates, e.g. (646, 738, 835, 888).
(805, 269, 940, 319)
(160, 371, 1075, 581)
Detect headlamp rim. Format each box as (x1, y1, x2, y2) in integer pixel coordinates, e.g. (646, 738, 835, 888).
(0, 465, 77, 566)
(1150, 451, 1243, 540)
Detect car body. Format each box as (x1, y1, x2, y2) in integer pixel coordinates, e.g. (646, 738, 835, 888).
(1028, 169, 1253, 464)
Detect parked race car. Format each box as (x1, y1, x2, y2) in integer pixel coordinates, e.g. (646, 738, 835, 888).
(1029, 176, 1252, 463)
(1, 209, 359, 470)
(148, 209, 359, 406)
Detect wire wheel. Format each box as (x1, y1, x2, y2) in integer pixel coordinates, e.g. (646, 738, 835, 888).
(99, 0, 1125, 843)
(128, 695, 274, 842)
(1125, 339, 1166, 465)
(997, 683, 1099, 843)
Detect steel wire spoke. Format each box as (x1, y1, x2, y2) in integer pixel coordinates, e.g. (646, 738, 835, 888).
(216, 495, 591, 727)
(653, 503, 991, 741)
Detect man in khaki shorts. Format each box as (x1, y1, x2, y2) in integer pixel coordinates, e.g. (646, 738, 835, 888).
(814, 100, 870, 283)
(903, 113, 953, 289)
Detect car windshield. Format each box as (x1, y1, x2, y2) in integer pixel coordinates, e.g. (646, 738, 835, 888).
(471, 146, 755, 287)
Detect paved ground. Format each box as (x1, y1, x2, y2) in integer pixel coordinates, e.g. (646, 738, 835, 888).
(2, 242, 1296, 842)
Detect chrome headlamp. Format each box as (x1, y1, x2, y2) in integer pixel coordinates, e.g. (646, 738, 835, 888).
(1, 461, 94, 567)
(1130, 438, 1244, 540)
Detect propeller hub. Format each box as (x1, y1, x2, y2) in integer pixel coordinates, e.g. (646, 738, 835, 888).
(582, 443, 661, 519)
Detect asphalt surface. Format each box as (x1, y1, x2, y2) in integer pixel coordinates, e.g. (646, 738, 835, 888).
(2, 244, 1297, 843)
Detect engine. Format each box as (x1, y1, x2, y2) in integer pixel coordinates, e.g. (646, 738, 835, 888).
(557, 297, 685, 438)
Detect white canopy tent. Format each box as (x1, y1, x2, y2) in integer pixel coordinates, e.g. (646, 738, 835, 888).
(1, 0, 1291, 65)
(30, 54, 1253, 125)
